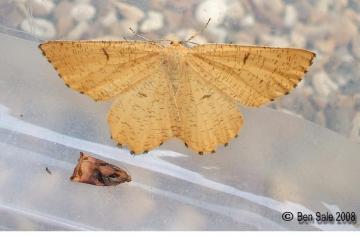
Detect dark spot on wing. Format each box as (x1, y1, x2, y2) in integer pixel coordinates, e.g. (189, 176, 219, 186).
(201, 94, 211, 99)
(243, 52, 250, 64)
(102, 48, 109, 61)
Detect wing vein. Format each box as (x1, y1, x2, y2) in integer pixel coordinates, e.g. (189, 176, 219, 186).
(190, 54, 269, 101)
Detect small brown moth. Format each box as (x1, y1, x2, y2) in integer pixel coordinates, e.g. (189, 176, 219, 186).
(39, 20, 315, 155)
(70, 152, 131, 186)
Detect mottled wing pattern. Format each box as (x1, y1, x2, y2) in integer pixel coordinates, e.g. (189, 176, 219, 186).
(108, 67, 179, 154)
(175, 64, 243, 154)
(39, 41, 162, 101)
(188, 44, 316, 107)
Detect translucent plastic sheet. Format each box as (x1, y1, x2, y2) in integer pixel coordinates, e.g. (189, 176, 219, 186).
(0, 32, 359, 230)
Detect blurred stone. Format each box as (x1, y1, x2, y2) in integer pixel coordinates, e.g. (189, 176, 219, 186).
(290, 29, 307, 48)
(195, 0, 227, 26)
(226, 0, 245, 21)
(259, 35, 290, 47)
(284, 5, 298, 27)
(315, 38, 335, 54)
(162, 9, 184, 30)
(29, 0, 55, 17)
(302, 85, 314, 97)
(67, 21, 89, 39)
(0, 1, 24, 28)
(293, 1, 312, 22)
(312, 71, 338, 98)
(71, 3, 96, 22)
(233, 33, 255, 44)
(54, 1, 74, 37)
(253, 0, 284, 14)
(351, 35, 360, 60)
(113, 1, 144, 23)
(208, 27, 227, 43)
(101, 10, 118, 27)
(315, 0, 331, 13)
(333, 17, 357, 46)
(241, 14, 255, 27)
(251, 0, 284, 27)
(140, 11, 164, 32)
(21, 18, 55, 39)
(345, 8, 360, 26)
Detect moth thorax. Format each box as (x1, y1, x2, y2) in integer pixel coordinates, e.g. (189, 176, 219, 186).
(161, 50, 186, 93)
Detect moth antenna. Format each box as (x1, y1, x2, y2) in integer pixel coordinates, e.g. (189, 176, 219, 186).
(157, 39, 172, 43)
(185, 18, 211, 43)
(186, 41, 200, 46)
(129, 27, 150, 41)
(128, 27, 164, 47)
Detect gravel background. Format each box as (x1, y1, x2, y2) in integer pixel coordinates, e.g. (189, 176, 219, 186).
(1, 0, 359, 142)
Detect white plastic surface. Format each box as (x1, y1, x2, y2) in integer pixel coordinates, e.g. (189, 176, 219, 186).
(0, 32, 359, 230)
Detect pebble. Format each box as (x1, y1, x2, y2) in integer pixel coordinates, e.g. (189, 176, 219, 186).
(241, 14, 255, 27)
(66, 21, 89, 39)
(195, 0, 228, 26)
(313, 72, 339, 98)
(351, 35, 360, 60)
(315, 38, 336, 54)
(113, 1, 144, 23)
(226, 0, 245, 21)
(54, 1, 74, 37)
(259, 35, 290, 47)
(29, 0, 55, 17)
(290, 29, 306, 48)
(71, 3, 96, 22)
(284, 5, 298, 27)
(233, 33, 255, 44)
(140, 11, 164, 33)
(333, 17, 357, 46)
(101, 10, 118, 27)
(20, 18, 55, 39)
